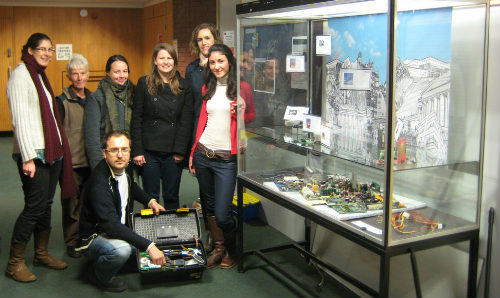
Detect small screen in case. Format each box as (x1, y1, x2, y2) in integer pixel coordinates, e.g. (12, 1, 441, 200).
(156, 224, 178, 239)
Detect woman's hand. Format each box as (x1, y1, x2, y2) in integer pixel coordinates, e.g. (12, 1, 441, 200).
(22, 159, 36, 178)
(189, 156, 195, 174)
(173, 154, 184, 164)
(231, 101, 246, 119)
(133, 155, 146, 166)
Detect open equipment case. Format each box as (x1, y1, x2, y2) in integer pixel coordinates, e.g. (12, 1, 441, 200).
(236, 0, 488, 297)
(132, 208, 207, 283)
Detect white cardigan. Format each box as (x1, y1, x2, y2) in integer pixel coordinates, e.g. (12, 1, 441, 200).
(7, 63, 60, 162)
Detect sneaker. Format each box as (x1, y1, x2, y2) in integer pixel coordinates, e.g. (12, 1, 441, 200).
(87, 265, 128, 292)
(67, 246, 82, 259)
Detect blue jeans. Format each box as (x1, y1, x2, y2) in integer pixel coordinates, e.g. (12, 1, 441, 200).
(87, 235, 134, 284)
(142, 150, 183, 210)
(193, 150, 237, 232)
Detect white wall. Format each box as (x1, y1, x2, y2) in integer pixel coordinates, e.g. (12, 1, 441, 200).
(219, 0, 239, 49)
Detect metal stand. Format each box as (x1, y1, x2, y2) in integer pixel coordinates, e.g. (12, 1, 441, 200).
(237, 176, 479, 298)
(484, 207, 494, 298)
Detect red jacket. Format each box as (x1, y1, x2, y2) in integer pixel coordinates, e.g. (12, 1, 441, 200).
(190, 81, 255, 158)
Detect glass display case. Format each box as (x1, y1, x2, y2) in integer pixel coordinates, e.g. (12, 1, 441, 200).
(236, 0, 485, 296)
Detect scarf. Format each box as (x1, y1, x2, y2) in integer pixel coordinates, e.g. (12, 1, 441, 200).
(21, 53, 76, 199)
(100, 76, 133, 133)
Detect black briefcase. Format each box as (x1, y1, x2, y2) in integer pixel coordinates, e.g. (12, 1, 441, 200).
(132, 208, 207, 283)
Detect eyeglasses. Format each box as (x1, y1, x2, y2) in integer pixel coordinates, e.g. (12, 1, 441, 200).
(34, 47, 56, 53)
(105, 147, 130, 154)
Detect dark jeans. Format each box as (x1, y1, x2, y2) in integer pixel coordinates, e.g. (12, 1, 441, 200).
(193, 150, 237, 232)
(142, 150, 182, 210)
(11, 156, 62, 244)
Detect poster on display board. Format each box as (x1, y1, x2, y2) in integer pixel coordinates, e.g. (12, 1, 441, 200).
(323, 8, 452, 166)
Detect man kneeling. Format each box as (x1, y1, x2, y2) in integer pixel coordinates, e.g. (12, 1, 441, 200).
(78, 130, 166, 292)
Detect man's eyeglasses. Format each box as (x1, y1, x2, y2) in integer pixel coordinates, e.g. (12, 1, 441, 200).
(34, 47, 56, 53)
(105, 147, 130, 154)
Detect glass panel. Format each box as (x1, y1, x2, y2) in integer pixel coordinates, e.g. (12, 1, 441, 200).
(237, 0, 485, 247)
(390, 1, 485, 245)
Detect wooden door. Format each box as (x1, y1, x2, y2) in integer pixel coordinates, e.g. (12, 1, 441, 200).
(0, 9, 14, 132)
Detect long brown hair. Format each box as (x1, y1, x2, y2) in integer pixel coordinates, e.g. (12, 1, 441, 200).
(146, 43, 180, 95)
(203, 44, 237, 101)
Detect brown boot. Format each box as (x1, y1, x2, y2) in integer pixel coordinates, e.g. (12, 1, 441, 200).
(220, 227, 236, 269)
(5, 242, 37, 282)
(206, 216, 225, 269)
(33, 230, 67, 270)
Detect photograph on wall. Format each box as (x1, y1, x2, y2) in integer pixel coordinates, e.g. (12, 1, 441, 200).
(254, 59, 275, 94)
(323, 8, 452, 167)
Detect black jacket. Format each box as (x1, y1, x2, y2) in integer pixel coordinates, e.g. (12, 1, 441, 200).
(185, 59, 204, 143)
(131, 74, 193, 157)
(79, 159, 152, 250)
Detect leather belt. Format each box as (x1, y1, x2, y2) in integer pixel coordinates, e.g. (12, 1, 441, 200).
(196, 142, 235, 161)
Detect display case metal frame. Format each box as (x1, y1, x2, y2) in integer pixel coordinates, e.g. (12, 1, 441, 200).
(236, 176, 479, 297)
(236, 0, 486, 297)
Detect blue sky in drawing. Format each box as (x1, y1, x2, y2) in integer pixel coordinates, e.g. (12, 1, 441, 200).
(326, 8, 451, 84)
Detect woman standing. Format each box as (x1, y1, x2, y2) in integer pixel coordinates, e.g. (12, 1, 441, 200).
(189, 44, 255, 269)
(6, 33, 75, 282)
(185, 23, 222, 233)
(131, 43, 193, 210)
(84, 55, 134, 170)
(186, 23, 222, 127)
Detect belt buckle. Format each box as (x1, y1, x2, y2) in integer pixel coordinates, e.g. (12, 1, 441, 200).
(206, 149, 215, 158)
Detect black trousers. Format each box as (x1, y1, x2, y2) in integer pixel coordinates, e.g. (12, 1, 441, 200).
(62, 166, 90, 247)
(11, 156, 62, 244)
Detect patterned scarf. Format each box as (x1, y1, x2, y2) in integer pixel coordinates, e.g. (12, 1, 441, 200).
(21, 52, 76, 199)
(100, 76, 133, 133)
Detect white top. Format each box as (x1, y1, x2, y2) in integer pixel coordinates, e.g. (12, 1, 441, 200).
(198, 83, 232, 151)
(7, 63, 61, 162)
(116, 173, 129, 224)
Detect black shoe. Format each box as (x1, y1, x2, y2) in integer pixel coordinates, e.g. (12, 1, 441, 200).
(67, 246, 82, 258)
(87, 265, 128, 292)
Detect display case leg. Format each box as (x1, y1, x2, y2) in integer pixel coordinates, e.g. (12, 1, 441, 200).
(468, 231, 479, 298)
(237, 182, 244, 273)
(484, 207, 494, 298)
(409, 249, 422, 298)
(379, 254, 390, 298)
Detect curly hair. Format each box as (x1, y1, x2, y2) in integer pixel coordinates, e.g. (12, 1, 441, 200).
(189, 23, 222, 57)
